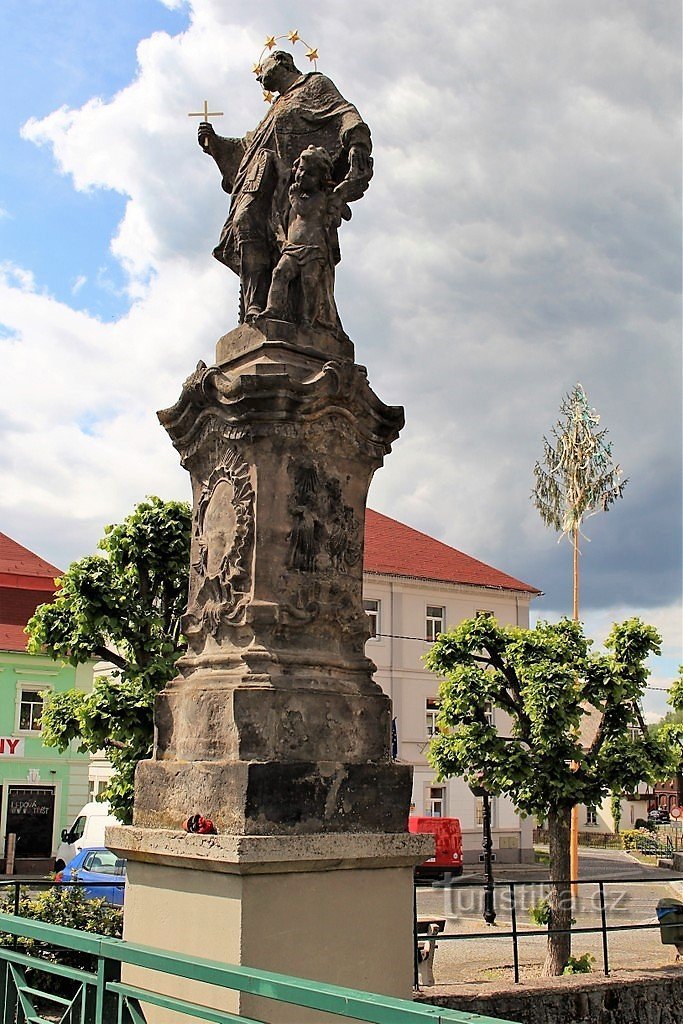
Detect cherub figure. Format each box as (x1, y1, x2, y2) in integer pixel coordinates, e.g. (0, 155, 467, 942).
(260, 145, 353, 326)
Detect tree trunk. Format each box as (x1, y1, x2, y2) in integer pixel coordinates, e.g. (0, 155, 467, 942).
(542, 806, 572, 976)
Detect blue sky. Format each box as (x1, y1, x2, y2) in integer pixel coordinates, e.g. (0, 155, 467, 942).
(1, 0, 680, 716)
(1, 0, 189, 320)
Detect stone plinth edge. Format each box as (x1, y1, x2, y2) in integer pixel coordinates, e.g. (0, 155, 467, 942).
(106, 826, 433, 875)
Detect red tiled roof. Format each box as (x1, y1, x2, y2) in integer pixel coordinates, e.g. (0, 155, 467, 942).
(0, 533, 61, 652)
(363, 509, 540, 594)
(0, 532, 62, 583)
(0, 623, 33, 654)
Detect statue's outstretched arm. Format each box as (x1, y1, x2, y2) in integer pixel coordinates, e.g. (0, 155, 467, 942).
(197, 122, 246, 194)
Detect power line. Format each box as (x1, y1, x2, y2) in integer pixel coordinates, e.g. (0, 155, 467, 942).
(371, 634, 672, 694)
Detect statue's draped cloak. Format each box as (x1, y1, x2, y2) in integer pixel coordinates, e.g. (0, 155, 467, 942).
(209, 73, 371, 331)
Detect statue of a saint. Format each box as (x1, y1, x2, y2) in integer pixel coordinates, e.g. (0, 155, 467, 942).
(197, 51, 372, 332)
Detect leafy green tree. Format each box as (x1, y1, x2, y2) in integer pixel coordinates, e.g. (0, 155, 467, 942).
(26, 497, 191, 822)
(426, 615, 675, 975)
(653, 666, 683, 803)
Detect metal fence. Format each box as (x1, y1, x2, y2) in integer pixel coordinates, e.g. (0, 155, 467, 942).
(415, 874, 683, 985)
(0, 893, 519, 1023)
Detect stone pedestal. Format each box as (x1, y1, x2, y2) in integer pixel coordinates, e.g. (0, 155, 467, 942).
(135, 320, 411, 835)
(108, 827, 432, 1024)
(121, 321, 427, 1019)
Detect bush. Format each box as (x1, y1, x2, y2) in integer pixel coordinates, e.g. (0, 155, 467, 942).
(621, 828, 653, 850)
(0, 886, 122, 997)
(563, 953, 595, 975)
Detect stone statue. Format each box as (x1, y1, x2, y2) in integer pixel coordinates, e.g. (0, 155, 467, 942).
(197, 50, 373, 331)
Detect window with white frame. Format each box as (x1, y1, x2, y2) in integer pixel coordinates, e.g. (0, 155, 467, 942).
(425, 606, 445, 642)
(363, 599, 380, 639)
(425, 698, 441, 738)
(427, 785, 446, 817)
(586, 806, 598, 826)
(18, 688, 45, 733)
(475, 795, 497, 827)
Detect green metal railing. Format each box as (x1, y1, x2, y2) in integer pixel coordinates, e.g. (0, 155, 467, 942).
(0, 911, 517, 1023)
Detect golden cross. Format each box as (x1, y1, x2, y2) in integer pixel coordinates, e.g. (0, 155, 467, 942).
(188, 100, 224, 148)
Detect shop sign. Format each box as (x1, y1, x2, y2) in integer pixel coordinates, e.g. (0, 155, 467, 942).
(0, 738, 25, 757)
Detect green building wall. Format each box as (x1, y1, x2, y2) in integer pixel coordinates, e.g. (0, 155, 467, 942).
(0, 648, 93, 866)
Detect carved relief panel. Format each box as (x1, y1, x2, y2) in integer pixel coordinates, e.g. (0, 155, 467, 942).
(184, 446, 255, 644)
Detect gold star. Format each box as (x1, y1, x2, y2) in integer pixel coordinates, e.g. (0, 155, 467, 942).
(252, 63, 263, 76)
(305, 47, 319, 62)
(264, 35, 276, 50)
(287, 29, 300, 44)
(263, 90, 274, 103)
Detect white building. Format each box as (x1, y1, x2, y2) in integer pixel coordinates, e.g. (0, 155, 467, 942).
(362, 509, 541, 864)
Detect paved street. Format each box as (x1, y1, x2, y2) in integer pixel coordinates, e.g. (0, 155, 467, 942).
(416, 850, 683, 985)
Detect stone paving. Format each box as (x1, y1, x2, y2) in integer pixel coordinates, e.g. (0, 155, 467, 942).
(416, 849, 683, 986)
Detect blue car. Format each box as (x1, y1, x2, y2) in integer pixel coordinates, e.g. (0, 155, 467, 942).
(55, 847, 126, 906)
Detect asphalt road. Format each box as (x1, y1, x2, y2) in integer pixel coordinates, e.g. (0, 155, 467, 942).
(416, 849, 683, 985)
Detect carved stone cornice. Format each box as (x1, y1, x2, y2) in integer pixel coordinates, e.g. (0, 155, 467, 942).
(158, 359, 404, 466)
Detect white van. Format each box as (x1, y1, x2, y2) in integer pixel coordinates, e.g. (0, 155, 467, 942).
(55, 801, 119, 871)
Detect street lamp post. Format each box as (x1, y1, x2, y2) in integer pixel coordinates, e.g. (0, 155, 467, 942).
(471, 784, 496, 926)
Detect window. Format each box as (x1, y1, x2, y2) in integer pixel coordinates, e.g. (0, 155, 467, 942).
(586, 806, 598, 826)
(70, 816, 86, 842)
(18, 689, 44, 732)
(484, 701, 494, 727)
(363, 599, 380, 639)
(88, 779, 109, 801)
(475, 796, 497, 827)
(427, 786, 445, 817)
(425, 606, 445, 642)
(425, 698, 441, 738)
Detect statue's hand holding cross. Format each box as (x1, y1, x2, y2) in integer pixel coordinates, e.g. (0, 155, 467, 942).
(188, 100, 224, 151)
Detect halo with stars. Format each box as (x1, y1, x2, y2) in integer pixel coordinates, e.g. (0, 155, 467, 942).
(253, 30, 319, 103)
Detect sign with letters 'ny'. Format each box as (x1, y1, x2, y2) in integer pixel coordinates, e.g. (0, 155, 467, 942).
(0, 738, 25, 757)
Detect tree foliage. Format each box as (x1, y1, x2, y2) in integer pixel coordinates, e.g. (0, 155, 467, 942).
(653, 666, 683, 764)
(427, 616, 673, 815)
(426, 615, 676, 973)
(26, 497, 191, 822)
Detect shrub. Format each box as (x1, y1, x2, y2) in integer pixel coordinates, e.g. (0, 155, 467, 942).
(563, 953, 595, 975)
(621, 828, 653, 850)
(0, 886, 122, 997)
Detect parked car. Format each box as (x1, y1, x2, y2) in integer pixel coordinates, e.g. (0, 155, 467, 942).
(55, 801, 119, 871)
(55, 847, 126, 906)
(409, 816, 463, 882)
(649, 807, 671, 825)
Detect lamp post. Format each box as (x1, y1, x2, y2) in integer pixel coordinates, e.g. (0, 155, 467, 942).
(470, 783, 496, 926)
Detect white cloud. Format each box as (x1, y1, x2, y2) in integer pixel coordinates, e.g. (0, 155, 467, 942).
(1, 0, 680, 656)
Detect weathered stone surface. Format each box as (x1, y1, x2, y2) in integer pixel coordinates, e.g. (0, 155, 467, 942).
(215, 320, 354, 373)
(106, 826, 433, 874)
(421, 970, 683, 1024)
(137, 319, 410, 836)
(153, 686, 392, 763)
(134, 758, 413, 834)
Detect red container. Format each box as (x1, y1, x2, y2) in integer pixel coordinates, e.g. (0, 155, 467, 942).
(409, 816, 463, 880)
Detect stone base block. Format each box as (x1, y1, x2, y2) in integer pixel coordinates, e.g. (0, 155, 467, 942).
(107, 828, 433, 1024)
(154, 685, 392, 763)
(134, 758, 413, 834)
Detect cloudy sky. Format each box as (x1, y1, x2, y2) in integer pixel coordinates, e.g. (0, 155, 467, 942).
(1, 0, 680, 715)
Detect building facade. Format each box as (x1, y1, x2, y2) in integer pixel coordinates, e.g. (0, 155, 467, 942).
(0, 532, 93, 869)
(363, 510, 541, 865)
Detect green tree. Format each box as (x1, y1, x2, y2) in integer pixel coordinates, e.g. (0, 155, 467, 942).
(426, 615, 675, 975)
(26, 497, 191, 822)
(653, 666, 683, 804)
